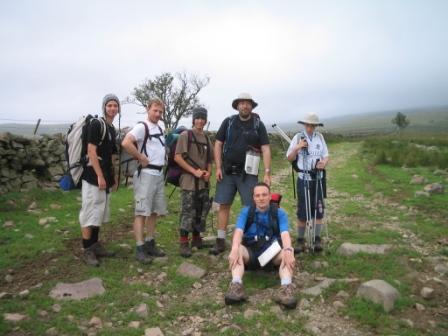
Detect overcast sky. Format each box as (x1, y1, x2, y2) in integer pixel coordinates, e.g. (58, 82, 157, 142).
(1, 0, 447, 129)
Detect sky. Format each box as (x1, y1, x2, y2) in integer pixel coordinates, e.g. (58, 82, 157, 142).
(0, 0, 447, 130)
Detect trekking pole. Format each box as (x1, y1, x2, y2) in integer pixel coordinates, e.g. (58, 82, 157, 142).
(272, 124, 292, 143)
(302, 140, 314, 252)
(318, 170, 329, 244)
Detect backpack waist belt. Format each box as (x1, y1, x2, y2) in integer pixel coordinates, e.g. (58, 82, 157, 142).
(142, 164, 164, 171)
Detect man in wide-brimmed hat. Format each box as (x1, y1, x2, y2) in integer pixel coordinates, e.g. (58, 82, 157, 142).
(286, 112, 329, 253)
(210, 93, 272, 255)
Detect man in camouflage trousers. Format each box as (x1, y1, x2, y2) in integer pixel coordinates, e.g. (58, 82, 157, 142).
(174, 107, 214, 257)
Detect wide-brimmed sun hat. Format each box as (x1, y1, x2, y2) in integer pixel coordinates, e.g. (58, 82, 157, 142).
(232, 93, 258, 110)
(298, 112, 323, 126)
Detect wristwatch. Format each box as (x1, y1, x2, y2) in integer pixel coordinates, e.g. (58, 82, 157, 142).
(283, 247, 293, 253)
(265, 168, 271, 174)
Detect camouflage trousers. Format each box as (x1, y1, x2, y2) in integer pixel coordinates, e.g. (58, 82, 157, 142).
(180, 188, 211, 233)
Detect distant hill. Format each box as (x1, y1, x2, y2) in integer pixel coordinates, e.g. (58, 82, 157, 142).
(0, 123, 69, 136)
(273, 106, 448, 135)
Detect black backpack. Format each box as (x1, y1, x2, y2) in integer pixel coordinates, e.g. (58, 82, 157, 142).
(223, 113, 261, 158)
(243, 195, 281, 238)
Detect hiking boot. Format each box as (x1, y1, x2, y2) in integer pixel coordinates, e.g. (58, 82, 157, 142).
(93, 242, 115, 258)
(294, 238, 305, 254)
(191, 236, 203, 249)
(209, 238, 226, 255)
(313, 236, 323, 253)
(275, 284, 297, 309)
(136, 246, 153, 264)
(144, 240, 166, 257)
(224, 282, 247, 305)
(83, 246, 100, 267)
(180, 241, 192, 258)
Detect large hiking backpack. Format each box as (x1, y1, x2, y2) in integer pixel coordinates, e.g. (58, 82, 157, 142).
(121, 121, 164, 177)
(165, 127, 212, 187)
(223, 112, 260, 158)
(243, 193, 282, 238)
(59, 115, 106, 191)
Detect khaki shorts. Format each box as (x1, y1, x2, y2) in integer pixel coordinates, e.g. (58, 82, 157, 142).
(79, 180, 111, 227)
(133, 171, 167, 217)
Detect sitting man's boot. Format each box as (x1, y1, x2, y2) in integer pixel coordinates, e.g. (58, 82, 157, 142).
(180, 241, 192, 258)
(136, 245, 152, 264)
(83, 246, 100, 267)
(294, 238, 305, 254)
(209, 238, 226, 255)
(191, 236, 203, 249)
(275, 284, 297, 309)
(314, 236, 323, 253)
(225, 282, 247, 305)
(93, 242, 116, 258)
(144, 239, 166, 257)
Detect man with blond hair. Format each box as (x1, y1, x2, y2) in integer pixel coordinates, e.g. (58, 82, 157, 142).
(122, 98, 167, 264)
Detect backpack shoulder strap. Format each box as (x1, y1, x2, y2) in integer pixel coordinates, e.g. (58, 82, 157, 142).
(97, 118, 107, 145)
(269, 203, 280, 237)
(137, 121, 150, 155)
(244, 205, 256, 234)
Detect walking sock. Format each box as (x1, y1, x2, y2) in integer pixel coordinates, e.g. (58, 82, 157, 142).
(281, 277, 292, 286)
(91, 226, 100, 243)
(217, 229, 226, 239)
(232, 276, 242, 284)
(297, 227, 305, 239)
(314, 224, 322, 237)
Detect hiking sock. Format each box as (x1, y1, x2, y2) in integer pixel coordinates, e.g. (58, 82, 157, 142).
(281, 277, 292, 286)
(192, 230, 201, 240)
(297, 227, 305, 239)
(136, 241, 144, 247)
(82, 238, 94, 249)
(314, 224, 322, 237)
(91, 226, 100, 243)
(145, 236, 154, 242)
(217, 229, 226, 239)
(180, 229, 189, 243)
(232, 276, 242, 284)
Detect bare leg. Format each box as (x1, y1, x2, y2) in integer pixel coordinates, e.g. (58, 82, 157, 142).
(218, 204, 231, 231)
(134, 215, 145, 243)
(273, 251, 293, 281)
(230, 245, 250, 280)
(81, 227, 92, 240)
(145, 213, 157, 238)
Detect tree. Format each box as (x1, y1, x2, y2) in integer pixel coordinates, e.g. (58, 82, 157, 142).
(128, 72, 210, 130)
(391, 112, 410, 132)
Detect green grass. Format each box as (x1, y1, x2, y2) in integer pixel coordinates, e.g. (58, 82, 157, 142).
(1, 139, 447, 335)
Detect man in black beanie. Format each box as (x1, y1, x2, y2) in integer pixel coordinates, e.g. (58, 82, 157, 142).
(174, 107, 213, 257)
(79, 94, 119, 266)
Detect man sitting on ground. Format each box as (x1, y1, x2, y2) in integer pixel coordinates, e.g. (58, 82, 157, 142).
(225, 183, 297, 309)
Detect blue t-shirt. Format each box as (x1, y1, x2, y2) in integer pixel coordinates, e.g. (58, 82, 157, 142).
(235, 206, 289, 239)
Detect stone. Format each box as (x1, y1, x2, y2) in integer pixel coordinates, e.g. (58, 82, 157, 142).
(311, 261, 329, 269)
(52, 304, 61, 312)
(46, 327, 58, 335)
(176, 262, 206, 279)
(89, 316, 103, 328)
(0, 292, 11, 299)
(336, 290, 349, 299)
(38, 310, 48, 317)
(301, 279, 336, 296)
(145, 327, 164, 336)
(415, 303, 425, 311)
(410, 175, 427, 185)
(25, 233, 34, 239)
(28, 201, 38, 210)
(420, 287, 434, 299)
(337, 243, 392, 256)
(356, 279, 400, 312)
(39, 217, 57, 225)
(128, 321, 140, 328)
(4, 313, 27, 322)
(243, 308, 260, 319)
(50, 203, 61, 209)
(424, 183, 444, 194)
(3, 220, 14, 228)
(19, 289, 30, 298)
(5, 274, 14, 283)
(434, 263, 448, 275)
(50, 277, 105, 300)
(415, 191, 430, 197)
(135, 303, 148, 318)
(401, 318, 414, 328)
(333, 300, 346, 309)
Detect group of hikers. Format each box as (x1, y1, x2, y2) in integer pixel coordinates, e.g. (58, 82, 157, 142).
(77, 92, 329, 309)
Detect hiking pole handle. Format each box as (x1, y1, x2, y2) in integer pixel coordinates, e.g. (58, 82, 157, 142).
(272, 124, 292, 144)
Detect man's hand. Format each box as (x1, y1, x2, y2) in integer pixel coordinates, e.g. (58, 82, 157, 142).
(202, 170, 211, 182)
(316, 161, 326, 170)
(281, 249, 296, 273)
(296, 138, 308, 151)
(216, 167, 223, 182)
(97, 175, 107, 190)
(138, 153, 149, 167)
(228, 246, 242, 270)
(192, 169, 204, 179)
(111, 175, 119, 192)
(263, 173, 271, 186)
